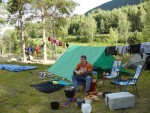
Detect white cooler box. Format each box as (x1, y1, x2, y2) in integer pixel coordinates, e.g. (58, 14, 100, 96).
(105, 92, 135, 110)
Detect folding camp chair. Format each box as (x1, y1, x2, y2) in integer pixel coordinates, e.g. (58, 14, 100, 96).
(110, 65, 142, 97)
(104, 61, 122, 81)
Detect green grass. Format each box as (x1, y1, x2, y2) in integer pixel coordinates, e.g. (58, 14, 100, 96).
(0, 57, 150, 113)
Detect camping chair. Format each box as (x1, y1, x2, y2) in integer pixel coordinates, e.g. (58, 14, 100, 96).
(104, 61, 122, 81)
(110, 65, 143, 97)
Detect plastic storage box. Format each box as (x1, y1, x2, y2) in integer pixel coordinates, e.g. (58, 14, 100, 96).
(105, 92, 135, 110)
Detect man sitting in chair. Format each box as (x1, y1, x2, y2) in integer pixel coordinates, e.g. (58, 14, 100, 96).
(72, 55, 93, 96)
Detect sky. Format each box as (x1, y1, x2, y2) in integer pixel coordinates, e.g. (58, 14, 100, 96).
(2, 0, 8, 3)
(73, 0, 111, 14)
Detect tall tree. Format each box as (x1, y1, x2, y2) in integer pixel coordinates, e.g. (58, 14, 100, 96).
(3, 29, 19, 53)
(82, 15, 97, 42)
(118, 11, 130, 45)
(34, 0, 77, 62)
(142, 1, 150, 42)
(7, 0, 34, 61)
(100, 19, 105, 33)
(109, 27, 118, 46)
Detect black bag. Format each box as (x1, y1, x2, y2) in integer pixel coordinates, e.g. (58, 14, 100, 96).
(102, 92, 112, 98)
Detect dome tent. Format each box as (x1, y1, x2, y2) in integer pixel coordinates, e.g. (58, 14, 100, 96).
(122, 53, 149, 69)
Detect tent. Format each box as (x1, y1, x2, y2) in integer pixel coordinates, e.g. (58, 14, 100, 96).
(48, 46, 128, 81)
(122, 53, 149, 69)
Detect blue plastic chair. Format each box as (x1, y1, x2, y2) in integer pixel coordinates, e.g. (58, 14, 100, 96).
(111, 65, 142, 97)
(104, 61, 122, 80)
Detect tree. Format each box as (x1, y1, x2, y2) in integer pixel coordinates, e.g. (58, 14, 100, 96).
(118, 11, 130, 45)
(109, 27, 118, 45)
(0, 2, 8, 26)
(82, 15, 97, 42)
(142, 1, 150, 42)
(3, 29, 19, 53)
(0, 34, 3, 54)
(7, 0, 34, 61)
(24, 21, 43, 38)
(100, 19, 105, 33)
(34, 0, 77, 62)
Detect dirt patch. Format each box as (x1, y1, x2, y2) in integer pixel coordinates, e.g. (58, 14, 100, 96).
(0, 54, 56, 65)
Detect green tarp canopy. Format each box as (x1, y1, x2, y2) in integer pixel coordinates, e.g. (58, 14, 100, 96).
(48, 46, 128, 81)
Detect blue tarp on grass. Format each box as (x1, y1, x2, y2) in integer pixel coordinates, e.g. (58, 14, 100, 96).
(0, 64, 37, 72)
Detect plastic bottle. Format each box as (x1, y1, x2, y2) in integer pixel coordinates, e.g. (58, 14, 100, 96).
(85, 99, 92, 104)
(81, 103, 92, 113)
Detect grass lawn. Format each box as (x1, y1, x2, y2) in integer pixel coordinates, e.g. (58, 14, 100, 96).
(0, 59, 150, 113)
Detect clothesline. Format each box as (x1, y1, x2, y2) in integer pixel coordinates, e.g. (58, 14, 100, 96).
(105, 42, 150, 56)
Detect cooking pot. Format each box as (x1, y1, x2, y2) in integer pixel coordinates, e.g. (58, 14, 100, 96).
(50, 101, 59, 110)
(76, 98, 85, 107)
(64, 87, 75, 98)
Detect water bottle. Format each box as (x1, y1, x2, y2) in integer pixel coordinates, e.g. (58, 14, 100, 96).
(85, 99, 92, 104)
(81, 103, 92, 113)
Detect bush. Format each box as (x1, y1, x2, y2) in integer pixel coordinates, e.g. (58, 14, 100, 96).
(64, 35, 89, 43)
(94, 34, 109, 43)
(127, 31, 141, 44)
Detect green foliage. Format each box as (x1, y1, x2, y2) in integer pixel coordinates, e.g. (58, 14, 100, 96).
(109, 27, 118, 45)
(24, 21, 43, 38)
(2, 0, 149, 56)
(81, 15, 97, 42)
(128, 31, 142, 44)
(64, 34, 110, 44)
(0, 2, 8, 25)
(7, 0, 32, 14)
(94, 34, 109, 43)
(3, 29, 21, 53)
(64, 36, 88, 43)
(0, 17, 6, 24)
(67, 2, 148, 45)
(142, 1, 150, 42)
(118, 11, 130, 44)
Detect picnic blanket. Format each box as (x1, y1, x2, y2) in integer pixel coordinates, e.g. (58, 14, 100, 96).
(31, 81, 64, 94)
(0, 64, 37, 72)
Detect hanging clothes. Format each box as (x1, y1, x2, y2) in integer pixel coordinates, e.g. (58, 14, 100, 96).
(129, 44, 141, 54)
(105, 47, 110, 56)
(141, 42, 150, 54)
(109, 46, 117, 55)
(53, 39, 56, 44)
(59, 41, 62, 46)
(35, 46, 40, 54)
(116, 46, 124, 55)
(51, 39, 54, 45)
(121, 46, 128, 55)
(48, 37, 51, 41)
(56, 40, 59, 46)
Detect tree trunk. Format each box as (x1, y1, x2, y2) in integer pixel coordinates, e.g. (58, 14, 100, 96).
(9, 39, 11, 53)
(42, 7, 47, 63)
(20, 17, 27, 62)
(0, 44, 2, 54)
